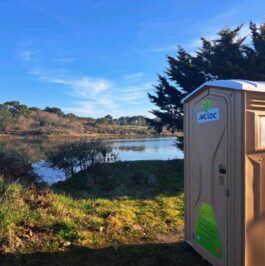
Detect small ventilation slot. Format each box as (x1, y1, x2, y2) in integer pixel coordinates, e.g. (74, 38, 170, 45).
(249, 98, 265, 110)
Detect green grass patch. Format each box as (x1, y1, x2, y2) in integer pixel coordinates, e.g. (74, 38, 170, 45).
(53, 160, 184, 199)
(0, 160, 210, 266)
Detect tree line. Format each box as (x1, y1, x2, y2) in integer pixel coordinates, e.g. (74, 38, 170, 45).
(0, 101, 149, 134)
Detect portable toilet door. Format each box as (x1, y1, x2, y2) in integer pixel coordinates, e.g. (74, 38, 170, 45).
(244, 88, 265, 266)
(182, 80, 265, 266)
(183, 81, 236, 266)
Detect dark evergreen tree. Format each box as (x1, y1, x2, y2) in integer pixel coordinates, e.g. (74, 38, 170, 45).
(248, 22, 265, 80)
(148, 23, 265, 149)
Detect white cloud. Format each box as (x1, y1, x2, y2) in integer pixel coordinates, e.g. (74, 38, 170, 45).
(125, 72, 144, 82)
(145, 45, 177, 53)
(29, 71, 113, 97)
(19, 50, 34, 61)
(210, 8, 239, 24)
(63, 101, 96, 116)
(114, 83, 151, 102)
(60, 81, 151, 117)
(63, 97, 118, 118)
(50, 77, 113, 96)
(98, 97, 117, 110)
(24, 63, 152, 117)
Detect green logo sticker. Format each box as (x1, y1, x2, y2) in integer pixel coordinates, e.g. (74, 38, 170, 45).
(195, 203, 223, 259)
(201, 100, 212, 112)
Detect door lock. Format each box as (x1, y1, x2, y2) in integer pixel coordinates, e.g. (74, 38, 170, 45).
(219, 164, 226, 174)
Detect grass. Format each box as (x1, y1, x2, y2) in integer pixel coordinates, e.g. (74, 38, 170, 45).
(0, 160, 210, 265)
(53, 160, 184, 199)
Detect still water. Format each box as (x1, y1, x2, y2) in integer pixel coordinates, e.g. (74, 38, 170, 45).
(0, 137, 183, 184)
(106, 137, 183, 161)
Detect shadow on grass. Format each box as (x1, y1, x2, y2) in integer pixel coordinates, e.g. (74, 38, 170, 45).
(0, 242, 210, 266)
(52, 160, 184, 200)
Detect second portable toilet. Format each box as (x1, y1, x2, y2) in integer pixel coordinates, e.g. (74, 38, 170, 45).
(182, 80, 265, 266)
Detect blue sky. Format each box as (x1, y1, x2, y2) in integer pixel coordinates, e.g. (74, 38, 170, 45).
(1, 0, 265, 118)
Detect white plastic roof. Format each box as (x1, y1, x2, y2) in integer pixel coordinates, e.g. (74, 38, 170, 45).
(181, 80, 265, 103)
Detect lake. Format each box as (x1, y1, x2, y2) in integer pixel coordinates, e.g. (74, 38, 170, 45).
(106, 137, 183, 161)
(0, 137, 183, 184)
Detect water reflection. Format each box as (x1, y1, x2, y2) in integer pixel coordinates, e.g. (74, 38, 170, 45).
(33, 161, 66, 185)
(0, 137, 183, 184)
(118, 145, 145, 152)
(108, 137, 183, 161)
(0, 139, 56, 162)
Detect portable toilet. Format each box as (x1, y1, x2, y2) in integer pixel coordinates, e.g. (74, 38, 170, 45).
(182, 80, 265, 266)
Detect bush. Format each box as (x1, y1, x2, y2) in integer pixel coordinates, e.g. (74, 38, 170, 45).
(0, 149, 37, 183)
(46, 140, 117, 178)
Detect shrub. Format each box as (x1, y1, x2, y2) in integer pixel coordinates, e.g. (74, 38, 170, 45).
(46, 140, 117, 178)
(0, 149, 37, 183)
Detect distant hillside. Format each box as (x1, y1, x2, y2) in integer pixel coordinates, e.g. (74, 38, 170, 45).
(0, 101, 162, 138)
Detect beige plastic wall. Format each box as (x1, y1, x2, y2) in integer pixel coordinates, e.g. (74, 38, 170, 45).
(184, 86, 244, 266)
(245, 91, 265, 266)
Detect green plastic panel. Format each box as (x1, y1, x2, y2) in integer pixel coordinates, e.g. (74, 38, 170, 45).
(195, 202, 223, 259)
